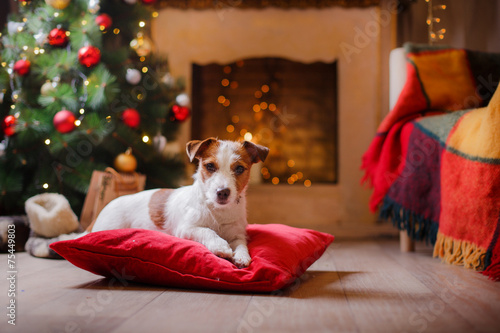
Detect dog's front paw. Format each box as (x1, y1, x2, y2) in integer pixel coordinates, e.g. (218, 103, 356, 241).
(206, 238, 233, 260)
(233, 250, 251, 268)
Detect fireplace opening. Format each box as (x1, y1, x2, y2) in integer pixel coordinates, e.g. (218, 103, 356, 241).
(192, 57, 337, 185)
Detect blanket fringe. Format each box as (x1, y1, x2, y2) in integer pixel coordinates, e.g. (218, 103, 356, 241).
(482, 262, 500, 281)
(433, 231, 486, 271)
(379, 196, 438, 245)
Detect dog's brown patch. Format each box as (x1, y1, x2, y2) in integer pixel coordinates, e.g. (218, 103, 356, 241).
(198, 141, 220, 182)
(233, 145, 254, 194)
(86, 219, 96, 232)
(149, 189, 173, 228)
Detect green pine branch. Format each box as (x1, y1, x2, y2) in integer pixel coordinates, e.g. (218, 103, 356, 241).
(85, 64, 119, 110)
(37, 82, 79, 113)
(33, 49, 79, 81)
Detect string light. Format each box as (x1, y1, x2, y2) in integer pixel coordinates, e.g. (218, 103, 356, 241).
(141, 67, 148, 73)
(139, 21, 146, 28)
(113, 28, 120, 34)
(79, 108, 85, 114)
(152, 12, 159, 18)
(42, 183, 49, 189)
(75, 120, 81, 127)
(216, 60, 310, 186)
(142, 135, 150, 143)
(426, 0, 447, 44)
(45, 139, 51, 145)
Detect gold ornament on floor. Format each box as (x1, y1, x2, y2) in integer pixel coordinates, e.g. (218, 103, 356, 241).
(45, 0, 71, 10)
(114, 147, 137, 173)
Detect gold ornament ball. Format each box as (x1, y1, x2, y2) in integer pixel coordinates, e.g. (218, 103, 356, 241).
(130, 33, 153, 57)
(45, 0, 71, 10)
(114, 148, 137, 173)
(40, 81, 56, 96)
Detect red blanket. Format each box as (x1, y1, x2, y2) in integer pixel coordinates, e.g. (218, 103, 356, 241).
(362, 44, 500, 280)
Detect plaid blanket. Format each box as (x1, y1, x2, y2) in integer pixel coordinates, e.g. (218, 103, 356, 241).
(362, 44, 500, 280)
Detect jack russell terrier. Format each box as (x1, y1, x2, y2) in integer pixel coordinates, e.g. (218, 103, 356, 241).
(88, 138, 269, 268)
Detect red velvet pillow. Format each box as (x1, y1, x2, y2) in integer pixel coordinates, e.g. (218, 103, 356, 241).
(50, 224, 334, 292)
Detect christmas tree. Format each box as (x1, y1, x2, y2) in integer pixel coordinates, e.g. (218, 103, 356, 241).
(0, 0, 189, 216)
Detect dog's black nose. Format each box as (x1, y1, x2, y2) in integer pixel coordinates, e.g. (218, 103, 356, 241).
(216, 188, 231, 203)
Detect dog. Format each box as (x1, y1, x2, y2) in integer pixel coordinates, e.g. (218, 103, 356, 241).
(88, 138, 269, 268)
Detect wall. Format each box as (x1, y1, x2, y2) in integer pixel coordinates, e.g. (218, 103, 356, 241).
(152, 6, 389, 226)
(398, 0, 500, 52)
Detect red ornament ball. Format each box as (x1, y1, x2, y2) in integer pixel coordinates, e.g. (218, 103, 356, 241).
(141, 0, 157, 4)
(122, 108, 140, 128)
(78, 45, 101, 68)
(13, 59, 31, 76)
(53, 110, 76, 134)
(2, 115, 17, 137)
(48, 27, 69, 47)
(171, 105, 190, 122)
(95, 14, 112, 31)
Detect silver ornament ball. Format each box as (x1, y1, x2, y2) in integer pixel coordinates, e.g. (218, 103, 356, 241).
(126, 68, 142, 85)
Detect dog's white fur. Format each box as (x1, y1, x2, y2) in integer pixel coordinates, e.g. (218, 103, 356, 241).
(90, 138, 269, 268)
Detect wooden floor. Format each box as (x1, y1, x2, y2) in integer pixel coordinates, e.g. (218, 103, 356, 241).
(2, 238, 500, 333)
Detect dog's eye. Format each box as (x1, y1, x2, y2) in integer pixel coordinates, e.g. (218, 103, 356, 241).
(234, 165, 245, 175)
(205, 163, 216, 173)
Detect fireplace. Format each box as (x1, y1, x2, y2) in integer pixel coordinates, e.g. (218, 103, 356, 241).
(153, 5, 387, 225)
(192, 57, 337, 185)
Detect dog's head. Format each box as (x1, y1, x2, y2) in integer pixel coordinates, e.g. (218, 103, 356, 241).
(186, 138, 269, 207)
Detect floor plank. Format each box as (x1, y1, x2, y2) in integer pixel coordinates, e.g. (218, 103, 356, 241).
(330, 241, 479, 333)
(380, 241, 500, 333)
(110, 290, 252, 333)
(1, 240, 500, 333)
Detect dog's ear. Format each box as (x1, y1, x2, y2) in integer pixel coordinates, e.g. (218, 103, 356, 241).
(186, 137, 217, 162)
(243, 141, 269, 163)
